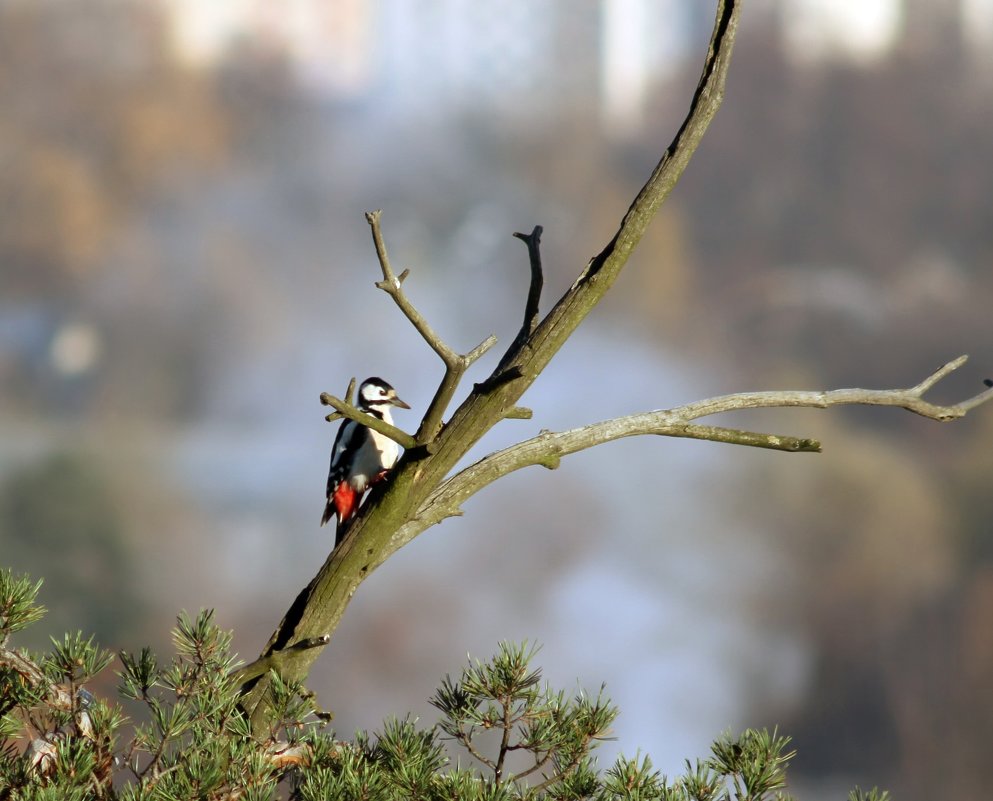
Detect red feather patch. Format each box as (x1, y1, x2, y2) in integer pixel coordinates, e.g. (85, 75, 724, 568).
(332, 482, 359, 523)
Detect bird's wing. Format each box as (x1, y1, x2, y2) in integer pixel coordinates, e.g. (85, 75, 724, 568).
(326, 419, 368, 494)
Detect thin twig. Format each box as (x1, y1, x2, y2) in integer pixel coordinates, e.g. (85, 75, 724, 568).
(456, 728, 496, 770)
(319, 393, 417, 450)
(508, 748, 555, 783)
(496, 227, 545, 374)
(494, 695, 514, 782)
(343, 376, 356, 404)
(671, 423, 821, 452)
(514, 226, 544, 337)
(366, 209, 459, 366)
(364, 210, 497, 443)
(679, 355, 993, 422)
(525, 738, 591, 792)
(322, 377, 357, 423)
(416, 333, 497, 445)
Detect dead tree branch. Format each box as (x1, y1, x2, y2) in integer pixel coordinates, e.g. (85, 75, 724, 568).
(239, 0, 751, 729)
(398, 356, 992, 539)
(238, 0, 990, 740)
(516, 226, 544, 336)
(677, 355, 993, 421)
(239, 0, 988, 729)
(365, 209, 497, 444)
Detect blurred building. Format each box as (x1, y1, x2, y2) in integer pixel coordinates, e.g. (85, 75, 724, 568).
(164, 0, 376, 94)
(162, 0, 697, 133)
(162, 0, 993, 134)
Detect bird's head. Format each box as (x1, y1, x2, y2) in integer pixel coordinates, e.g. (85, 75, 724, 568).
(358, 377, 411, 413)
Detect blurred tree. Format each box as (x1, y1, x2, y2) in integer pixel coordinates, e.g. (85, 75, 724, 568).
(0, 0, 307, 420)
(654, 22, 993, 387)
(0, 452, 143, 647)
(735, 416, 993, 800)
(0, 0, 226, 300)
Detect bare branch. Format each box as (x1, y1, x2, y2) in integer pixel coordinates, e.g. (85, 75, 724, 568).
(241, 0, 990, 742)
(678, 355, 993, 422)
(323, 377, 358, 423)
(417, 341, 491, 445)
(467, 335, 498, 364)
(366, 209, 460, 367)
(514, 226, 544, 337)
(674, 424, 820, 452)
(231, 635, 332, 686)
(404, 357, 993, 541)
(319, 392, 417, 450)
(364, 209, 497, 443)
(455, 729, 496, 771)
(568, 0, 740, 292)
(494, 226, 545, 375)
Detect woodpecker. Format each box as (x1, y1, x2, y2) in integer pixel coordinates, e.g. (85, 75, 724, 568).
(321, 377, 410, 545)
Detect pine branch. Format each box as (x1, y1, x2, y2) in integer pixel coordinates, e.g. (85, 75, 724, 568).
(449, 726, 496, 771)
(508, 748, 555, 784)
(494, 695, 514, 782)
(0, 646, 46, 687)
(0, 644, 75, 716)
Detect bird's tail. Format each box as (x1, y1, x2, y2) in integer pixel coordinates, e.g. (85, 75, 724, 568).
(323, 483, 360, 546)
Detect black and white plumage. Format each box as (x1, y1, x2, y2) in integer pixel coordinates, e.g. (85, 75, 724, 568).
(321, 377, 410, 545)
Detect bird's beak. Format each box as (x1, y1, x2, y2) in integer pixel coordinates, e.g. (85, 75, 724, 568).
(390, 395, 411, 409)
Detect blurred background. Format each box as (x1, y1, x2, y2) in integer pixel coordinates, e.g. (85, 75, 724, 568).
(1, 0, 992, 797)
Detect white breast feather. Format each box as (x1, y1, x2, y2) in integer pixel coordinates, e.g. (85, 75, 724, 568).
(345, 413, 399, 493)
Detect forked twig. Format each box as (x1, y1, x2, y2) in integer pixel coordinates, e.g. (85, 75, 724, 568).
(680, 355, 993, 422)
(396, 356, 993, 544)
(365, 210, 497, 443)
